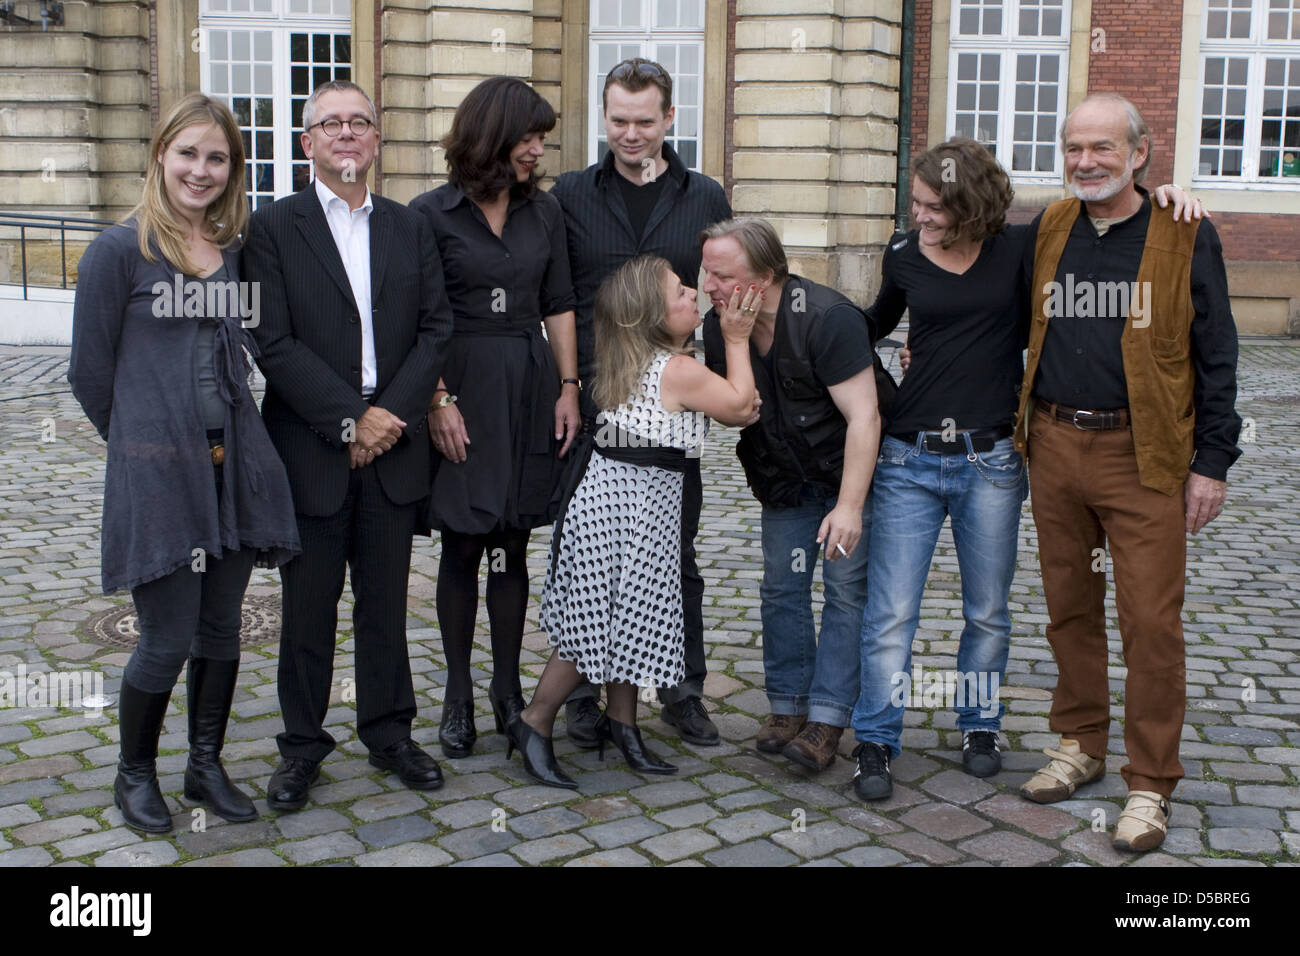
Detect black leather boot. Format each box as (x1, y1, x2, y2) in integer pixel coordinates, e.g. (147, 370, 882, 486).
(184, 658, 257, 822)
(506, 714, 578, 789)
(597, 715, 677, 774)
(114, 679, 174, 834)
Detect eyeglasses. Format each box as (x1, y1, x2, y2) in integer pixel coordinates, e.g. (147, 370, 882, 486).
(307, 116, 375, 137)
(606, 59, 668, 83)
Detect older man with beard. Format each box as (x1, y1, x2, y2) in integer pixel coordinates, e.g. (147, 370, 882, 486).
(1012, 92, 1241, 852)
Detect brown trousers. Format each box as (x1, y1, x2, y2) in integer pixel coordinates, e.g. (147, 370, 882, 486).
(1027, 408, 1187, 797)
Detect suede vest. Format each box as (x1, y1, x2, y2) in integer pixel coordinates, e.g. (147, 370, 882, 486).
(1013, 198, 1198, 496)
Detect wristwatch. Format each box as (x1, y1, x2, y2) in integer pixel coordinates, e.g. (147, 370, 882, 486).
(561, 377, 581, 390)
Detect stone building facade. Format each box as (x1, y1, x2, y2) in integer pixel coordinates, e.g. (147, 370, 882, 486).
(0, 0, 905, 310)
(4, 0, 1295, 336)
(910, 0, 1300, 335)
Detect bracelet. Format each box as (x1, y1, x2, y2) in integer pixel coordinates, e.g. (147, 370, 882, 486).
(431, 392, 458, 410)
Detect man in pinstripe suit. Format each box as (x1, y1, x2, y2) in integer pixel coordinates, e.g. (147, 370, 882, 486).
(551, 58, 733, 747)
(243, 81, 454, 809)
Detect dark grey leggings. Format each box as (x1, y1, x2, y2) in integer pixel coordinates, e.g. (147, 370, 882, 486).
(125, 546, 256, 693)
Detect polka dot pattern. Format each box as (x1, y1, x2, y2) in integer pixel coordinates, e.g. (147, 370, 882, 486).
(540, 352, 707, 688)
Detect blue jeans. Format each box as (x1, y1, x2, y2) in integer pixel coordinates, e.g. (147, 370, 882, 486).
(851, 434, 1027, 755)
(760, 487, 872, 728)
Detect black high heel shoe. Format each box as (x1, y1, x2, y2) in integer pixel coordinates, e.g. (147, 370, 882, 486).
(488, 685, 525, 734)
(506, 714, 578, 790)
(438, 699, 477, 758)
(596, 714, 677, 775)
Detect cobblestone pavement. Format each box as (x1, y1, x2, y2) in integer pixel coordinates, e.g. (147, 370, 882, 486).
(0, 342, 1296, 868)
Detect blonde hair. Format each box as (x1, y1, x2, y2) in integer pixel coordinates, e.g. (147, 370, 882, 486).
(129, 93, 247, 276)
(592, 255, 694, 411)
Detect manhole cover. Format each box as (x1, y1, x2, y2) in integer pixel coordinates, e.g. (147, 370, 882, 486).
(82, 595, 282, 649)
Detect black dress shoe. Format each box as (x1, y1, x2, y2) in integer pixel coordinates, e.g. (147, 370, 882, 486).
(267, 757, 321, 811)
(506, 715, 578, 790)
(439, 699, 478, 758)
(564, 696, 602, 749)
(488, 685, 526, 734)
(597, 715, 677, 774)
(661, 696, 721, 746)
(369, 738, 444, 791)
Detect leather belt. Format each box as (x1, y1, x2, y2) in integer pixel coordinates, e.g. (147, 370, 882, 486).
(892, 424, 1013, 455)
(1036, 399, 1130, 430)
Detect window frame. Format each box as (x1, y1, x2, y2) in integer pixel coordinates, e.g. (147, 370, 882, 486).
(945, 0, 1072, 184)
(587, 0, 706, 171)
(1195, 0, 1300, 189)
(198, 0, 352, 209)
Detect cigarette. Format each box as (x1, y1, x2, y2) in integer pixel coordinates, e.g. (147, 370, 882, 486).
(835, 543, 848, 557)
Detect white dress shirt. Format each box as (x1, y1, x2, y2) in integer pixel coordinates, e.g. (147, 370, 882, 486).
(315, 177, 377, 395)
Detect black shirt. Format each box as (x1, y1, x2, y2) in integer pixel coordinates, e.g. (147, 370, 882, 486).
(1025, 190, 1241, 480)
(409, 183, 575, 332)
(616, 172, 667, 242)
(550, 143, 732, 420)
(867, 227, 1030, 435)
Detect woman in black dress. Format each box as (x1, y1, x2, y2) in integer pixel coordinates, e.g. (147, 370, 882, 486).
(410, 77, 579, 758)
(68, 94, 299, 833)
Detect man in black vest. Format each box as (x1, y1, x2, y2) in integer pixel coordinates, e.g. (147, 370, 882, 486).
(701, 218, 880, 772)
(551, 58, 732, 746)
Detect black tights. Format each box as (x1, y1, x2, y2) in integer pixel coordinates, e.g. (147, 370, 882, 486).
(437, 527, 531, 701)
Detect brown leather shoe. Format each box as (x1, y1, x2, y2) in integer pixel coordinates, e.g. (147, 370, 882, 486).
(756, 713, 806, 753)
(781, 721, 843, 772)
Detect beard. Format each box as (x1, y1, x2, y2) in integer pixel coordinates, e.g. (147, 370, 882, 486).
(1068, 152, 1137, 203)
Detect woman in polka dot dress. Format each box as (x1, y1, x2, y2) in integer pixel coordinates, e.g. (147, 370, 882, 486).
(507, 255, 761, 788)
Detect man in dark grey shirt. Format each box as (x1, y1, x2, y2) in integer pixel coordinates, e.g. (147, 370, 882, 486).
(550, 58, 732, 746)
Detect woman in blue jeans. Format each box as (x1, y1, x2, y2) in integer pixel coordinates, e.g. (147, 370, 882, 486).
(850, 138, 1198, 800)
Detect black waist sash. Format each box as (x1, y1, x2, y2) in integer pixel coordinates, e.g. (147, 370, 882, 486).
(548, 425, 689, 565)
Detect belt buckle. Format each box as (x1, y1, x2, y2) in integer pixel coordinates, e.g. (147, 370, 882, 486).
(210, 444, 225, 466)
(1071, 409, 1100, 430)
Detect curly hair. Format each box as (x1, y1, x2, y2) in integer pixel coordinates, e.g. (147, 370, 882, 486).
(442, 76, 556, 203)
(910, 137, 1013, 248)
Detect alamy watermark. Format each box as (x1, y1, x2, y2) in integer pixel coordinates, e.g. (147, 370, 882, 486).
(0, 664, 106, 717)
(152, 273, 260, 328)
(890, 667, 1000, 719)
(1042, 276, 1151, 328)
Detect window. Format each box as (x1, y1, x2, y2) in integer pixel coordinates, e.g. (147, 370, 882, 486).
(588, 0, 705, 170)
(1198, 0, 1300, 185)
(947, 0, 1070, 182)
(199, 0, 352, 210)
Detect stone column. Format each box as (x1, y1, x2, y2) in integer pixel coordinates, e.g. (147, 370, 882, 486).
(731, 0, 901, 304)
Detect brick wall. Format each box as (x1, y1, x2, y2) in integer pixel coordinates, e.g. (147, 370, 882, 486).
(1208, 213, 1299, 264)
(1087, 0, 1183, 189)
(911, 0, 931, 158)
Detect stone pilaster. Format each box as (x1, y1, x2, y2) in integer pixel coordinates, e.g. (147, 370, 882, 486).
(731, 0, 901, 304)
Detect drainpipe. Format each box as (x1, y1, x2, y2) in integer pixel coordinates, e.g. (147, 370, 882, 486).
(894, 0, 915, 234)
